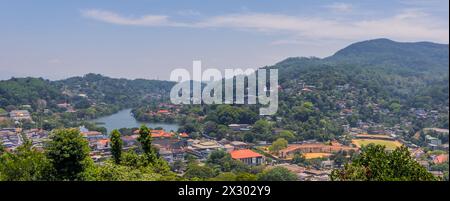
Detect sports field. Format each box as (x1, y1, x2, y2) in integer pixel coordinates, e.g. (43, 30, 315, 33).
(352, 139, 402, 150)
(303, 153, 332, 159)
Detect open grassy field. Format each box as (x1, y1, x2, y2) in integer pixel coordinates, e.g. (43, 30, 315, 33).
(303, 153, 332, 159)
(352, 139, 402, 150)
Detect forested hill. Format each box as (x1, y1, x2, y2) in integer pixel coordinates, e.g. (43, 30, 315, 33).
(56, 73, 175, 107)
(325, 38, 449, 74)
(0, 74, 174, 112)
(275, 38, 449, 96)
(272, 39, 449, 140)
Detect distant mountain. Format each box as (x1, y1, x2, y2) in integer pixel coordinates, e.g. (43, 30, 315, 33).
(272, 38, 448, 113)
(1, 39, 448, 113)
(325, 38, 449, 74)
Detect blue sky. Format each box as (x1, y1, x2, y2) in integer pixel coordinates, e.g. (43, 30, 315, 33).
(0, 0, 448, 80)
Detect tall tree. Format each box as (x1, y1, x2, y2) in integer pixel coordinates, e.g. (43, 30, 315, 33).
(137, 125, 157, 163)
(330, 144, 436, 181)
(110, 129, 123, 164)
(0, 142, 52, 181)
(137, 125, 152, 154)
(268, 138, 288, 155)
(46, 128, 91, 181)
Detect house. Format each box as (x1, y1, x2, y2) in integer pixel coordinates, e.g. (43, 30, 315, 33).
(228, 124, 251, 132)
(9, 110, 32, 121)
(95, 139, 110, 151)
(159, 148, 174, 163)
(321, 160, 334, 169)
(410, 148, 425, 159)
(425, 135, 442, 150)
(151, 130, 173, 138)
(229, 141, 250, 150)
(432, 154, 449, 164)
(157, 109, 170, 115)
(415, 109, 427, 118)
(418, 160, 430, 170)
(81, 131, 104, 141)
(230, 149, 264, 166)
(178, 132, 189, 138)
(121, 135, 139, 147)
(301, 88, 313, 93)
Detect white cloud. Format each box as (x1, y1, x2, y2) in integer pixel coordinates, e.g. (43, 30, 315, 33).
(81, 9, 449, 44)
(326, 3, 353, 13)
(81, 9, 171, 26)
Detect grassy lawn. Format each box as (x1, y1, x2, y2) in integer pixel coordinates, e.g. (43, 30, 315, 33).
(352, 139, 402, 150)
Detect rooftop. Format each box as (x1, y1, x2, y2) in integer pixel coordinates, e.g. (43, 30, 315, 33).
(230, 149, 263, 159)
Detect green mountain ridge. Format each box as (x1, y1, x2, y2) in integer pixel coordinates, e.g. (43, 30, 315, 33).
(1, 38, 448, 115)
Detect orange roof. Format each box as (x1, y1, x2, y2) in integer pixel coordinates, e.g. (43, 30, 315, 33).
(157, 109, 170, 114)
(97, 139, 110, 145)
(434, 154, 449, 164)
(179, 132, 189, 138)
(230, 149, 263, 159)
(151, 130, 173, 138)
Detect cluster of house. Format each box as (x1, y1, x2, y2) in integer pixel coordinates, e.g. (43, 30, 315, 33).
(0, 128, 21, 150)
(410, 146, 449, 178)
(79, 125, 267, 167)
(146, 103, 182, 116)
(9, 110, 32, 121)
(0, 127, 49, 151)
(78, 126, 110, 162)
(0, 109, 34, 127)
(423, 128, 449, 151)
(410, 108, 441, 120)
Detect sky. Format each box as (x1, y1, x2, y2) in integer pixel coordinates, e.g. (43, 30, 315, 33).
(0, 0, 448, 80)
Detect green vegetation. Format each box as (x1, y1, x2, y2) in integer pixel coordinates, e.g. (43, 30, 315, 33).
(110, 129, 123, 164)
(268, 138, 288, 154)
(0, 142, 52, 181)
(257, 167, 297, 181)
(46, 128, 92, 180)
(330, 144, 436, 181)
(0, 128, 178, 181)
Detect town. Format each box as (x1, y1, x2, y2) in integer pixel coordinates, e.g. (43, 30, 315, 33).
(1, 104, 448, 181)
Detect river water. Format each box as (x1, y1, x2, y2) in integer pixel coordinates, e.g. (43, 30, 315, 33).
(91, 109, 180, 133)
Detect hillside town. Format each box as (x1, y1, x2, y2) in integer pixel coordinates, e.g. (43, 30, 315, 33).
(2, 105, 448, 181)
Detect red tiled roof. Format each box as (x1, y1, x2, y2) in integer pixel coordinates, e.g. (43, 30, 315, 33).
(230, 149, 263, 159)
(151, 130, 173, 138)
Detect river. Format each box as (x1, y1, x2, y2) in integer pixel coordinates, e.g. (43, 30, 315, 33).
(91, 109, 180, 133)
